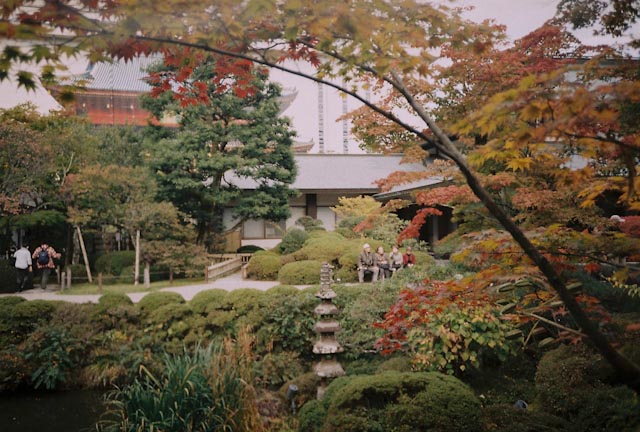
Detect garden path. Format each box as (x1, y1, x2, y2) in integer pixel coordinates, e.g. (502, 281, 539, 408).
(1, 271, 309, 304)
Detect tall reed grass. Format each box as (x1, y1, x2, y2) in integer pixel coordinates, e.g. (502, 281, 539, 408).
(98, 328, 263, 431)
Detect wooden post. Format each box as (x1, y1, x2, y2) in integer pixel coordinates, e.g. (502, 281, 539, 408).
(67, 267, 72, 288)
(61, 271, 66, 291)
(144, 263, 150, 288)
(169, 268, 174, 285)
(134, 229, 140, 286)
(76, 226, 92, 283)
(98, 272, 103, 293)
(204, 265, 209, 283)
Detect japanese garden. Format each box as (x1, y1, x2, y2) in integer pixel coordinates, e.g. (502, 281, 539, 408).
(1, 1, 640, 431)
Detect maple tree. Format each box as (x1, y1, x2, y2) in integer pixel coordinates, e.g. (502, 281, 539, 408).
(2, 0, 640, 389)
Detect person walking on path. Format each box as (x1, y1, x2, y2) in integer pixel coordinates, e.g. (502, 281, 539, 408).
(13, 244, 32, 292)
(32, 243, 61, 290)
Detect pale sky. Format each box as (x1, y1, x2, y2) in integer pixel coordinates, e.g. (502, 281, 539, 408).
(0, 1, 632, 153)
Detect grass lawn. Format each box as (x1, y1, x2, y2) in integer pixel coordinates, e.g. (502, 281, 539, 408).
(59, 277, 207, 295)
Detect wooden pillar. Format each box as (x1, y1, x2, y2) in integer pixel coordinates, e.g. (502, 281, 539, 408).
(134, 229, 140, 286)
(76, 226, 92, 283)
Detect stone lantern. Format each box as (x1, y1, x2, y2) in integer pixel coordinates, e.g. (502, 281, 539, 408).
(313, 263, 345, 399)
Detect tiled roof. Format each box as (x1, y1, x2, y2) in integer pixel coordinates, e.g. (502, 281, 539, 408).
(227, 154, 435, 192)
(68, 57, 298, 108)
(77, 56, 162, 92)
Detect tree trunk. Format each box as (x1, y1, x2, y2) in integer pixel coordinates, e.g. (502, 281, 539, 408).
(391, 71, 640, 391)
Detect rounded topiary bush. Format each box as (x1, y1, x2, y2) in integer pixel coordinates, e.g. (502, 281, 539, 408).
(293, 234, 353, 265)
(137, 291, 185, 317)
(95, 251, 135, 276)
(277, 228, 309, 254)
(190, 289, 230, 315)
(98, 292, 134, 308)
(237, 244, 264, 253)
(278, 260, 322, 285)
(92, 292, 138, 328)
(298, 399, 326, 432)
(265, 285, 300, 296)
(535, 344, 640, 431)
(246, 251, 282, 280)
(336, 251, 359, 283)
(116, 265, 136, 284)
(320, 371, 482, 432)
(226, 288, 267, 331)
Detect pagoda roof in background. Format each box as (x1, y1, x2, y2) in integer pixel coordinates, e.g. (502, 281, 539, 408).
(55, 55, 298, 113)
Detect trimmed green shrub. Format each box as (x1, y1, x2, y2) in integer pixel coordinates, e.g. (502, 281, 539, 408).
(137, 291, 185, 317)
(433, 231, 466, 258)
(0, 296, 27, 346)
(117, 265, 136, 284)
(255, 290, 316, 356)
(336, 251, 359, 283)
(277, 228, 309, 254)
(412, 250, 435, 269)
(11, 300, 57, 338)
(319, 371, 483, 432)
(280, 372, 322, 407)
(254, 351, 305, 387)
(226, 288, 267, 330)
(93, 293, 138, 330)
(0, 259, 17, 292)
(98, 292, 134, 308)
(95, 251, 135, 276)
(246, 251, 281, 280)
(190, 289, 230, 315)
(237, 244, 264, 253)
(65, 263, 90, 284)
(0, 295, 26, 308)
(265, 284, 300, 296)
(298, 399, 326, 432)
(535, 344, 640, 431)
(296, 216, 324, 230)
(376, 356, 413, 373)
(278, 260, 322, 284)
(293, 234, 353, 265)
(333, 282, 402, 359)
(481, 404, 569, 432)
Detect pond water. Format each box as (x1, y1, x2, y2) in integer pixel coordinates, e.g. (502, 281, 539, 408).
(0, 390, 106, 432)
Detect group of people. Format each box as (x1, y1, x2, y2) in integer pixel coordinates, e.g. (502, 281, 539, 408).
(357, 243, 417, 283)
(12, 242, 61, 291)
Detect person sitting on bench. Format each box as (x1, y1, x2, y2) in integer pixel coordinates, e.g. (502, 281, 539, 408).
(389, 246, 403, 274)
(374, 246, 391, 280)
(358, 243, 379, 283)
(403, 246, 417, 268)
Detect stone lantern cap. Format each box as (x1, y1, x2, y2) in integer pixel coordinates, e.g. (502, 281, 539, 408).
(314, 358, 345, 378)
(314, 320, 341, 333)
(314, 302, 339, 316)
(315, 287, 337, 300)
(313, 334, 344, 354)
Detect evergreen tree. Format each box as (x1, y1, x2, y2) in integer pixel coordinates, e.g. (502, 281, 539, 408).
(142, 60, 297, 251)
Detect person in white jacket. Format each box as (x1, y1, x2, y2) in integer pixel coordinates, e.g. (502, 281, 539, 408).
(13, 244, 32, 292)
